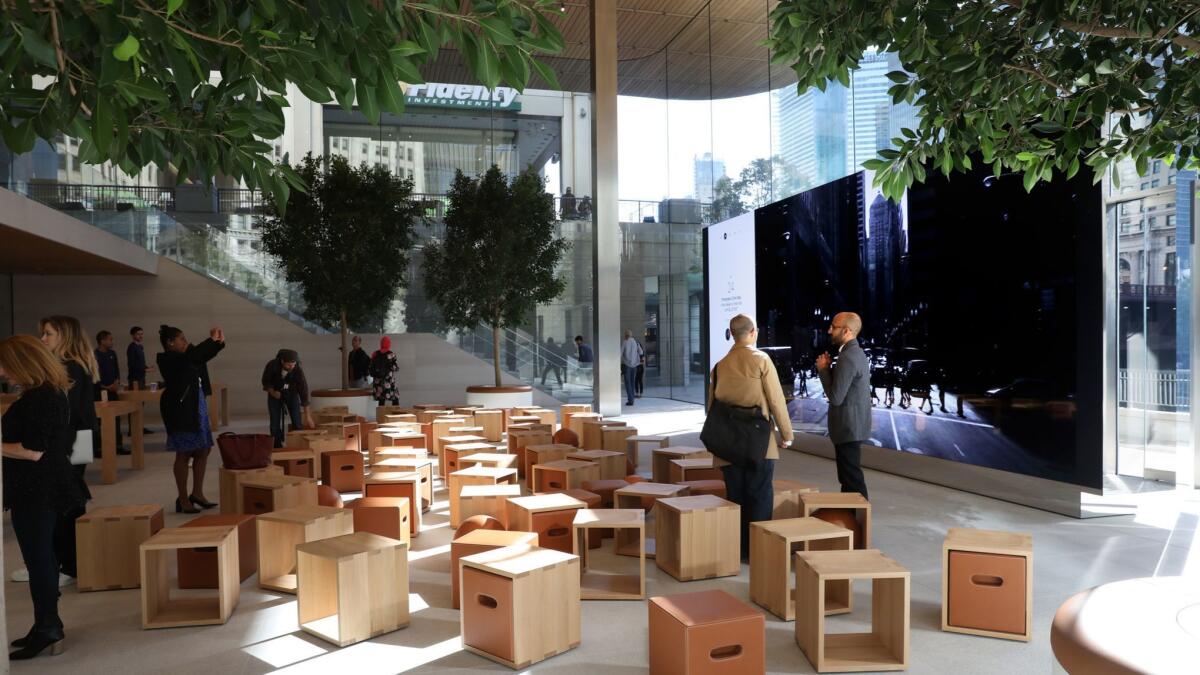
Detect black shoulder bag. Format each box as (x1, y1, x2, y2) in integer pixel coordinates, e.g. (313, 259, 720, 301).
(700, 367, 772, 466)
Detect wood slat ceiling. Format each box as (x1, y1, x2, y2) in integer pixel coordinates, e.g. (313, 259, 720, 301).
(418, 0, 797, 99)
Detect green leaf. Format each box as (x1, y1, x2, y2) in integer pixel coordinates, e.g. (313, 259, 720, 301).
(93, 96, 113, 155)
(378, 75, 405, 115)
(530, 58, 560, 89)
(115, 79, 168, 103)
(355, 78, 379, 123)
(18, 26, 57, 69)
(391, 40, 425, 57)
(1095, 59, 1115, 75)
(480, 18, 517, 46)
(1015, 151, 1037, 162)
(113, 34, 140, 62)
(167, 0, 184, 17)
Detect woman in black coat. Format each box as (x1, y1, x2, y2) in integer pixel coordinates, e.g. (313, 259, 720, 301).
(0, 335, 86, 660)
(157, 324, 225, 514)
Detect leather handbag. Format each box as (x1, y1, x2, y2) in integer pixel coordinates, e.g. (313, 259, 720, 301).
(216, 432, 274, 469)
(699, 368, 772, 466)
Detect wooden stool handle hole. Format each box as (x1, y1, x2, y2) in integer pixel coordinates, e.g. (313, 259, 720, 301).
(477, 594, 498, 609)
(710, 645, 743, 660)
(971, 574, 1004, 587)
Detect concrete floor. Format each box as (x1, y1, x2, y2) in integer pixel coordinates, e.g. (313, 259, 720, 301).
(5, 398, 1198, 674)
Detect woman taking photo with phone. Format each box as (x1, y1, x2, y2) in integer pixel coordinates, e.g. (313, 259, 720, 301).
(0, 335, 86, 659)
(157, 324, 225, 513)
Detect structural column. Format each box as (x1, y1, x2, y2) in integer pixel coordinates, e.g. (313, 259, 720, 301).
(591, 0, 621, 416)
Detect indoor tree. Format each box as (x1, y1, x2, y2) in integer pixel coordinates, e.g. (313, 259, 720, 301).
(422, 166, 568, 387)
(767, 0, 1200, 198)
(259, 154, 420, 388)
(0, 0, 565, 206)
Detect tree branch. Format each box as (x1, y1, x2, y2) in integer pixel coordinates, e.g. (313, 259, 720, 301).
(1000, 0, 1200, 52)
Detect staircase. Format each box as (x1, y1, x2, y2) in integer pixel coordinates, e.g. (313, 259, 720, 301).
(450, 325, 593, 404)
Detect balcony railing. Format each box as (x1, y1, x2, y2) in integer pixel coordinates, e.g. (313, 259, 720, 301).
(1119, 368, 1189, 412)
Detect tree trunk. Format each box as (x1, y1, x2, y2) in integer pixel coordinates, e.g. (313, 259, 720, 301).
(340, 309, 349, 389)
(492, 322, 502, 387)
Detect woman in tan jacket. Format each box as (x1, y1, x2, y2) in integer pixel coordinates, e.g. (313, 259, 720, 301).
(708, 314, 794, 559)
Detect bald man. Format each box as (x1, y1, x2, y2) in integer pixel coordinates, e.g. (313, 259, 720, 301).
(816, 312, 872, 498)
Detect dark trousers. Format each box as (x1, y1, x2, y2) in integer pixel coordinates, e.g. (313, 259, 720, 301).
(721, 459, 776, 558)
(835, 441, 869, 499)
(635, 364, 645, 395)
(541, 364, 563, 385)
(11, 507, 65, 636)
(53, 465, 86, 577)
(267, 394, 302, 448)
(622, 364, 637, 404)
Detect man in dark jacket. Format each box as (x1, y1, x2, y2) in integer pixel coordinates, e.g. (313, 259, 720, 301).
(126, 326, 154, 434)
(262, 349, 312, 447)
(347, 335, 371, 389)
(817, 312, 872, 498)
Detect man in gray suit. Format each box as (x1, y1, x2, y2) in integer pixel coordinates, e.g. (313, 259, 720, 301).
(816, 312, 872, 498)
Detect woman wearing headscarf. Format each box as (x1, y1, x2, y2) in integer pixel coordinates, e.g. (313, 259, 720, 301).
(157, 324, 224, 514)
(262, 348, 314, 447)
(370, 336, 400, 405)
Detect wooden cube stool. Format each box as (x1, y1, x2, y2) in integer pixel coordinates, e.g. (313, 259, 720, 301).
(443, 441, 494, 477)
(601, 425, 637, 455)
(581, 419, 625, 450)
(375, 405, 406, 422)
(241, 474, 318, 515)
(795, 549, 909, 672)
(364, 472, 423, 536)
(518, 408, 556, 428)
(749, 517, 854, 620)
(450, 529, 538, 609)
(649, 589, 765, 675)
(508, 430, 554, 478)
(625, 434, 668, 470)
(580, 478, 630, 508)
(178, 514, 257, 588)
(373, 457, 434, 510)
(560, 403, 592, 429)
(459, 484, 522, 526)
(76, 504, 165, 591)
(557, 489, 603, 549)
(219, 465, 283, 515)
(567, 449, 626, 480)
(772, 479, 819, 519)
(566, 412, 602, 440)
(614, 482, 689, 558)
(256, 505, 353, 594)
(533, 459, 600, 494)
(321, 450, 364, 493)
(506, 414, 541, 430)
(800, 493, 871, 549)
(429, 416, 471, 454)
(573, 509, 646, 600)
(652, 447, 710, 483)
(655, 495, 740, 581)
(523, 443, 574, 488)
(360, 421, 380, 451)
(942, 528, 1032, 641)
(140, 526, 239, 628)
(506, 493, 588, 552)
(668, 457, 722, 483)
(378, 430, 426, 452)
(272, 449, 316, 478)
(676, 479, 726, 498)
(449, 466, 520, 528)
(472, 409, 505, 442)
(297, 531, 409, 647)
(370, 447, 428, 465)
(347, 497, 411, 546)
(458, 452, 518, 471)
(460, 546, 581, 669)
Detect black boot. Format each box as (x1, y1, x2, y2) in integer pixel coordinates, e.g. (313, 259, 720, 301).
(9, 629, 65, 660)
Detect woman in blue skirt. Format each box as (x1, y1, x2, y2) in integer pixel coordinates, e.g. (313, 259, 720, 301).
(157, 324, 225, 513)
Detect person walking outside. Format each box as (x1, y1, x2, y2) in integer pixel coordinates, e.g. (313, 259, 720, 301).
(816, 312, 872, 499)
(708, 314, 793, 559)
(370, 336, 400, 405)
(347, 335, 371, 389)
(262, 349, 314, 447)
(541, 337, 564, 387)
(0, 335, 87, 659)
(574, 335, 593, 385)
(620, 329, 640, 406)
(634, 336, 646, 398)
(157, 324, 224, 514)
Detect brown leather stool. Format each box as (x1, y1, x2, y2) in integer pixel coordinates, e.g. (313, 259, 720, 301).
(581, 479, 630, 507)
(321, 450, 364, 493)
(675, 479, 726, 499)
(553, 428, 580, 447)
(649, 589, 765, 675)
(316, 484, 343, 508)
(347, 497, 411, 546)
(177, 514, 256, 588)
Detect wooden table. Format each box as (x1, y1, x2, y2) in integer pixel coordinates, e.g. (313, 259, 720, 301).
(207, 380, 229, 430)
(96, 399, 145, 484)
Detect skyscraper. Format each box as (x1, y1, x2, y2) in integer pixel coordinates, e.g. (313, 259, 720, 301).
(693, 152, 726, 201)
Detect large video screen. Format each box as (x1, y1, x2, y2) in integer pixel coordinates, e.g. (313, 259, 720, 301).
(704, 211, 757, 374)
(755, 166, 1103, 488)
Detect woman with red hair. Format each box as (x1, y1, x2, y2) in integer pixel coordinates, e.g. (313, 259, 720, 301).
(369, 336, 399, 405)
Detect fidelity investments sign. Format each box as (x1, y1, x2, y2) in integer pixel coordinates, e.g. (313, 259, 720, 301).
(404, 83, 521, 111)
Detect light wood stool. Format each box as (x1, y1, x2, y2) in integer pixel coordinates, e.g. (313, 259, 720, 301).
(473, 409, 505, 442)
(506, 493, 588, 552)
(320, 449, 363, 493)
(374, 405, 407, 423)
(614, 482, 689, 558)
(523, 443, 574, 488)
(443, 441, 495, 476)
(795, 549, 909, 672)
(750, 517, 854, 620)
(581, 419, 625, 450)
(652, 447, 710, 483)
(364, 472, 422, 535)
(772, 479, 819, 519)
(532, 459, 600, 494)
(450, 529, 538, 609)
(624, 434, 668, 470)
(942, 528, 1032, 641)
(668, 457, 722, 483)
(297, 531, 409, 647)
(140, 525, 239, 628)
(459, 484, 522, 526)
(77, 504, 165, 591)
(566, 411, 602, 440)
(256, 505, 353, 594)
(178, 514, 257, 588)
(460, 546, 581, 669)
(271, 449, 316, 478)
(240, 474, 317, 515)
(372, 457, 434, 510)
(560, 403, 592, 431)
(601, 425, 637, 456)
(568, 449, 626, 480)
(508, 430, 554, 478)
(654, 494, 740, 581)
(429, 416, 470, 455)
(573, 509, 646, 600)
(449, 466, 520, 528)
(800, 492, 871, 549)
(458, 452, 519, 471)
(218, 465, 283, 515)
